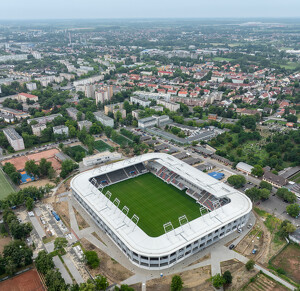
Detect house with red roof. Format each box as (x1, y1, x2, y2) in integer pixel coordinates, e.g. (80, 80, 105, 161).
(17, 93, 39, 103)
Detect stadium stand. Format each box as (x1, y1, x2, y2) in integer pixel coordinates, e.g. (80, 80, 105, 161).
(124, 165, 138, 176)
(134, 163, 147, 173)
(107, 169, 128, 183)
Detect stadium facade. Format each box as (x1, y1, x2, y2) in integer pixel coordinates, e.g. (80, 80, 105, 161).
(71, 153, 252, 270)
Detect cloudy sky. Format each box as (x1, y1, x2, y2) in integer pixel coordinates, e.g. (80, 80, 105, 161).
(1, 0, 300, 20)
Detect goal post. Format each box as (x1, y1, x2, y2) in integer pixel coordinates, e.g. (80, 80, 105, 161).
(113, 198, 120, 213)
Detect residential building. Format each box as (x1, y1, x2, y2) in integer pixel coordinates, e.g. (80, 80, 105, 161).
(132, 110, 141, 119)
(83, 151, 122, 167)
(53, 125, 69, 136)
(104, 103, 126, 118)
(78, 120, 92, 131)
(94, 111, 114, 127)
(0, 107, 30, 120)
(31, 123, 46, 136)
(130, 96, 151, 107)
(17, 92, 38, 103)
(66, 107, 83, 121)
(150, 106, 164, 112)
(27, 113, 62, 125)
(3, 128, 25, 151)
(152, 115, 170, 127)
(26, 82, 37, 91)
(157, 99, 180, 112)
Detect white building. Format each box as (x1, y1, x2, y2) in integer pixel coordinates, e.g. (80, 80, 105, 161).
(157, 99, 180, 112)
(71, 153, 252, 270)
(138, 117, 157, 129)
(3, 128, 25, 151)
(83, 151, 122, 167)
(94, 111, 114, 127)
(130, 96, 151, 107)
(236, 162, 254, 175)
(78, 120, 93, 131)
(31, 123, 46, 136)
(26, 82, 37, 91)
(53, 125, 69, 136)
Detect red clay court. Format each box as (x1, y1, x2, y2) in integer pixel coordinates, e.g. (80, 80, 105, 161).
(1, 149, 61, 171)
(0, 269, 45, 291)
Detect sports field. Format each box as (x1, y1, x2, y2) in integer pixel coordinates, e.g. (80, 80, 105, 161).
(0, 169, 15, 199)
(105, 173, 202, 237)
(94, 140, 112, 152)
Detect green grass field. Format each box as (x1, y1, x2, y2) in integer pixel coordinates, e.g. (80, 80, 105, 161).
(94, 140, 112, 152)
(105, 173, 202, 237)
(0, 169, 15, 199)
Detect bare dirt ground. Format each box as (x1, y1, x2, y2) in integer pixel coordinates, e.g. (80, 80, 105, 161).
(0, 236, 12, 253)
(80, 238, 133, 284)
(73, 207, 89, 229)
(130, 283, 142, 290)
(244, 273, 289, 291)
(271, 244, 300, 284)
(221, 259, 258, 291)
(19, 178, 55, 189)
(187, 253, 210, 267)
(146, 265, 212, 291)
(53, 201, 70, 227)
(235, 212, 285, 267)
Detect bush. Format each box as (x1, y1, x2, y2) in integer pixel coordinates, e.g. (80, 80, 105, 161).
(223, 270, 232, 284)
(245, 259, 255, 271)
(85, 250, 100, 269)
(171, 275, 183, 291)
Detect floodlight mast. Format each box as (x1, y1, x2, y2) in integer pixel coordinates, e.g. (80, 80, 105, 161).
(131, 214, 139, 231)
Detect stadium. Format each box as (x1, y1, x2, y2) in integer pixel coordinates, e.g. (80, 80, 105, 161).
(71, 153, 252, 270)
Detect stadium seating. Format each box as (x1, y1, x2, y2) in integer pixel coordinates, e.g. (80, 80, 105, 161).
(107, 169, 128, 183)
(135, 163, 147, 173)
(124, 165, 137, 176)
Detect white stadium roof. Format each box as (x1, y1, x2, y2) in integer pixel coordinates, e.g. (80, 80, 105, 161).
(71, 153, 252, 257)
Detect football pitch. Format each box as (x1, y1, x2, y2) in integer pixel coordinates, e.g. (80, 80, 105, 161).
(105, 173, 202, 237)
(0, 169, 15, 199)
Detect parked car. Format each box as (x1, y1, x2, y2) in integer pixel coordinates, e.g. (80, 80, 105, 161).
(229, 244, 235, 250)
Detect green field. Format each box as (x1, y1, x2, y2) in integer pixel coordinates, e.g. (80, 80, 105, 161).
(0, 169, 15, 199)
(94, 140, 112, 152)
(105, 173, 202, 237)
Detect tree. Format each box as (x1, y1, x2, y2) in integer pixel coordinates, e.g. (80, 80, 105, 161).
(260, 189, 270, 200)
(45, 269, 68, 291)
(39, 158, 53, 177)
(60, 159, 78, 178)
(251, 165, 264, 177)
(171, 275, 183, 291)
(85, 250, 100, 269)
(286, 204, 300, 218)
(245, 188, 261, 201)
(35, 250, 54, 274)
(210, 273, 226, 289)
(227, 175, 246, 188)
(259, 181, 272, 191)
(245, 259, 255, 271)
(25, 160, 39, 177)
(25, 197, 34, 211)
(94, 275, 109, 290)
(278, 220, 296, 238)
(54, 237, 68, 255)
(223, 270, 232, 285)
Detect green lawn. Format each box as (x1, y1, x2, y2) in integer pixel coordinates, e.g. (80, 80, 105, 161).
(104, 173, 202, 237)
(94, 140, 112, 152)
(0, 169, 15, 199)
